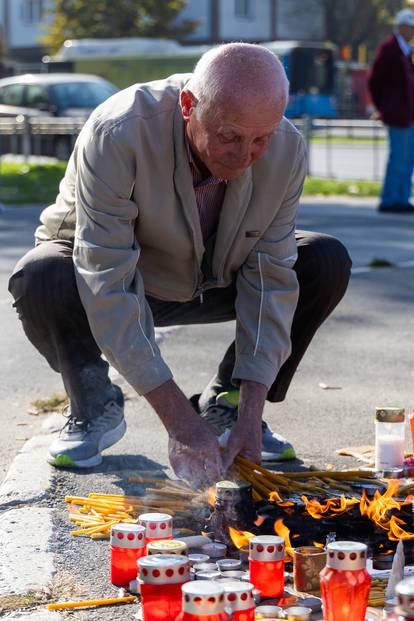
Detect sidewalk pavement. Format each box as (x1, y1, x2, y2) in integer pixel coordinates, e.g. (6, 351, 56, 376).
(0, 196, 413, 618)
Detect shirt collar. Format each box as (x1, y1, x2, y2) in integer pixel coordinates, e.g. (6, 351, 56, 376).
(395, 31, 412, 56)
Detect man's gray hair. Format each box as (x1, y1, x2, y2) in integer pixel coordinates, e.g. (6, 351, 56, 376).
(186, 42, 289, 119)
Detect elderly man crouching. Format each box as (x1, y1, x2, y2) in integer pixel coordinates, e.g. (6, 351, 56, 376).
(9, 43, 351, 486)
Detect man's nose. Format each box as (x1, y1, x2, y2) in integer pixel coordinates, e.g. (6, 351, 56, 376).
(233, 143, 252, 166)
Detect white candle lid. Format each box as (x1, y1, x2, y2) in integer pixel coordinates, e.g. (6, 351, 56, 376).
(326, 541, 367, 570)
(138, 554, 189, 585)
(222, 580, 255, 612)
(138, 512, 173, 538)
(182, 580, 225, 614)
(110, 523, 146, 549)
(249, 535, 285, 561)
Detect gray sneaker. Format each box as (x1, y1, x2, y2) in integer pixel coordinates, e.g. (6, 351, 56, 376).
(48, 385, 126, 468)
(199, 390, 296, 462)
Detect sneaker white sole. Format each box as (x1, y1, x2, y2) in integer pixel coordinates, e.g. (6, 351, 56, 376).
(48, 418, 127, 469)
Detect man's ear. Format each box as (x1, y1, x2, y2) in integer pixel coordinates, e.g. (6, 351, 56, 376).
(180, 90, 196, 121)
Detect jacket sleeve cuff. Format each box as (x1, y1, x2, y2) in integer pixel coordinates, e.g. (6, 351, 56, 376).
(231, 354, 279, 391)
(120, 355, 174, 396)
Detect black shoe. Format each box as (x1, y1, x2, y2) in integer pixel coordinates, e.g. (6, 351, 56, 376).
(378, 203, 414, 213)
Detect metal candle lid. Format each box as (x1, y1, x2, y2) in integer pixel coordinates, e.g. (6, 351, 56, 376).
(138, 512, 173, 538)
(375, 406, 405, 423)
(222, 580, 255, 612)
(138, 554, 190, 585)
(249, 535, 285, 561)
(195, 570, 221, 580)
(396, 576, 414, 618)
(216, 480, 251, 500)
(147, 539, 188, 556)
(201, 542, 227, 558)
(216, 558, 242, 571)
(285, 606, 313, 621)
(326, 541, 368, 570)
(182, 580, 225, 614)
(188, 553, 210, 566)
(110, 523, 146, 549)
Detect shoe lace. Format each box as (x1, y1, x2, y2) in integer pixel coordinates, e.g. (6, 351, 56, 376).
(60, 406, 90, 436)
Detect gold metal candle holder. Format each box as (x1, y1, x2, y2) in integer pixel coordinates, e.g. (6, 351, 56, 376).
(293, 546, 327, 596)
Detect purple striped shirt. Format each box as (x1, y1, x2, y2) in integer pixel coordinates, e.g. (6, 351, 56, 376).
(185, 132, 227, 242)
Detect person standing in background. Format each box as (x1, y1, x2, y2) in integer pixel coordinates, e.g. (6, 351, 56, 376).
(369, 8, 414, 214)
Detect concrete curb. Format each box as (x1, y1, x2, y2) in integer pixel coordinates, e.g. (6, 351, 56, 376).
(0, 434, 55, 509)
(0, 433, 59, 618)
(0, 507, 56, 596)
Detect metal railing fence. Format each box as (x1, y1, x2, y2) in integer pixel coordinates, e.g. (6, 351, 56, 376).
(0, 115, 388, 181)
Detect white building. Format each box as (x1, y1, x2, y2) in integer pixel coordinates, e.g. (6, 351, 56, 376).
(0, 0, 326, 66)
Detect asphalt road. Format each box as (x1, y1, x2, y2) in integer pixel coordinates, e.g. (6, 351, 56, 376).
(1, 198, 413, 619)
(309, 142, 387, 181)
(0, 205, 64, 481)
(1, 198, 414, 480)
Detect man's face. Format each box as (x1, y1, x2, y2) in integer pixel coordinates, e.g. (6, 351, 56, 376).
(399, 23, 414, 42)
(181, 90, 282, 180)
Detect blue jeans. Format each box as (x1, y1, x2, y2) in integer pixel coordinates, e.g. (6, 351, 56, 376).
(381, 122, 414, 207)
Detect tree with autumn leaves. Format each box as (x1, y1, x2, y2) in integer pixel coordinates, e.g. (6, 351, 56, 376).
(323, 0, 414, 55)
(42, 0, 198, 53)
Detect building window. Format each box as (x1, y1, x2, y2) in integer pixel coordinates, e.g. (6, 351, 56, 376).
(21, 0, 44, 24)
(235, 0, 254, 19)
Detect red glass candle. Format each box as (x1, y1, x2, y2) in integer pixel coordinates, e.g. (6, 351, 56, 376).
(110, 523, 145, 587)
(139, 512, 173, 550)
(249, 535, 285, 598)
(138, 553, 190, 621)
(320, 541, 371, 621)
(175, 581, 232, 621)
(222, 580, 255, 621)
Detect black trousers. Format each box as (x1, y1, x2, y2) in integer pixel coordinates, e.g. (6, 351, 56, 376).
(8, 231, 352, 421)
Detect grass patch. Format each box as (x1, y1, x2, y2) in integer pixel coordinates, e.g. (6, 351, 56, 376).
(0, 162, 385, 202)
(29, 393, 68, 415)
(0, 572, 86, 614)
(311, 136, 386, 144)
(0, 590, 50, 614)
(0, 161, 67, 204)
(304, 177, 382, 197)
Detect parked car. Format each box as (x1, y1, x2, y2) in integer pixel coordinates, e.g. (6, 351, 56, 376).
(0, 73, 118, 159)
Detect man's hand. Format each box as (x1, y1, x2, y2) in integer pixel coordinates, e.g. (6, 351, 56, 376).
(144, 380, 224, 488)
(222, 380, 268, 472)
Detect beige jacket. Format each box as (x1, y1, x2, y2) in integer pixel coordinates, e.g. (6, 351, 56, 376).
(36, 74, 307, 395)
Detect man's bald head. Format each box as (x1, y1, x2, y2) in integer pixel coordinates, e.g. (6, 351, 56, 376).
(186, 42, 289, 121)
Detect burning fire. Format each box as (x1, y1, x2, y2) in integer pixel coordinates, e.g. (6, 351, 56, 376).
(228, 527, 255, 549)
(207, 486, 216, 507)
(302, 480, 414, 542)
(301, 495, 359, 519)
(274, 518, 294, 558)
(359, 480, 414, 541)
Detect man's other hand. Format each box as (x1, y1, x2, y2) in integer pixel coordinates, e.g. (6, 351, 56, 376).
(222, 380, 267, 472)
(144, 379, 224, 488)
